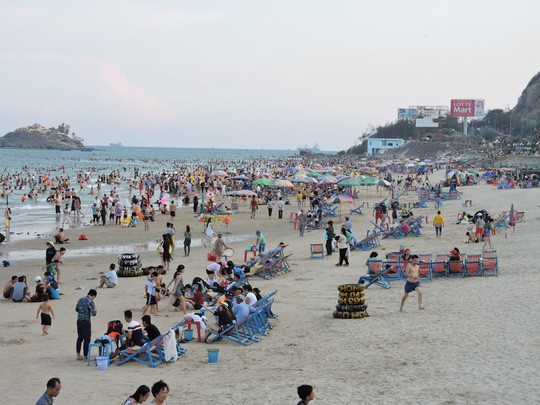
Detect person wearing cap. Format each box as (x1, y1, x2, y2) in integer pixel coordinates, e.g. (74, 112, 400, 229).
(45, 242, 57, 265)
(50, 247, 67, 284)
(30, 277, 48, 302)
(232, 295, 255, 324)
(448, 248, 461, 262)
(203, 301, 235, 342)
(255, 230, 266, 253)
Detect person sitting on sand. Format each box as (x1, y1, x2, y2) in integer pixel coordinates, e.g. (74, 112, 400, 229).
(98, 263, 118, 288)
(184, 282, 205, 310)
(54, 228, 69, 244)
(3, 275, 17, 299)
(11, 276, 30, 302)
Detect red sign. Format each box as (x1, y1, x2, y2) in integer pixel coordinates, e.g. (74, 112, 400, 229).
(450, 99, 475, 117)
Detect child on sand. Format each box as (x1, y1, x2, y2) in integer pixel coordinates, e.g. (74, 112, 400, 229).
(36, 295, 55, 335)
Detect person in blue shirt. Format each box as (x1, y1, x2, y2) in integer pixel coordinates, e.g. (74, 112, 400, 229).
(232, 295, 254, 324)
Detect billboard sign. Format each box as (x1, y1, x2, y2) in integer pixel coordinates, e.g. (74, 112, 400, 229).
(450, 99, 485, 117)
(398, 108, 418, 120)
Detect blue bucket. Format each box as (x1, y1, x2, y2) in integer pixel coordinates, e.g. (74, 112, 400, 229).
(207, 349, 219, 363)
(184, 329, 194, 342)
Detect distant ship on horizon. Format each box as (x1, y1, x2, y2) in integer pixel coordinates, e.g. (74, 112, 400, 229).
(109, 142, 123, 147)
(297, 143, 320, 155)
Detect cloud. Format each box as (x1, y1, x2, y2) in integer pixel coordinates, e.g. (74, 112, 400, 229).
(98, 63, 175, 125)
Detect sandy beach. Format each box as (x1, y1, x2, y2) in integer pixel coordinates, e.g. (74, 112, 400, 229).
(1, 170, 539, 404)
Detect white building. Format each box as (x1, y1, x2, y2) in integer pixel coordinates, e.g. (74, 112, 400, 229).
(367, 138, 405, 155)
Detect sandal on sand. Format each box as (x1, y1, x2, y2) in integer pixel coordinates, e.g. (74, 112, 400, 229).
(76, 355, 84, 361)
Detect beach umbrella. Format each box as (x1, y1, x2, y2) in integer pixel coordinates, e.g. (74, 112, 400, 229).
(253, 178, 271, 186)
(232, 175, 250, 181)
(331, 194, 353, 221)
(210, 170, 228, 178)
(337, 177, 363, 186)
(271, 179, 294, 188)
(318, 176, 338, 186)
(508, 203, 516, 236)
(228, 190, 257, 196)
(360, 176, 378, 186)
(306, 171, 322, 178)
(290, 176, 316, 184)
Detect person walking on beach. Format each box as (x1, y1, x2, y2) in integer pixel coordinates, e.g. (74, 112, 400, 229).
(433, 210, 444, 238)
(36, 295, 55, 335)
(250, 195, 258, 219)
(142, 272, 158, 315)
(36, 377, 61, 405)
(75, 289, 97, 362)
(277, 197, 285, 219)
(325, 220, 335, 256)
(183, 225, 192, 256)
(255, 230, 266, 253)
(298, 209, 306, 237)
(267, 198, 274, 217)
(400, 255, 424, 312)
(482, 218, 493, 250)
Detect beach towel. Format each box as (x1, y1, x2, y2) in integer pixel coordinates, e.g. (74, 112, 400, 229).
(163, 330, 178, 363)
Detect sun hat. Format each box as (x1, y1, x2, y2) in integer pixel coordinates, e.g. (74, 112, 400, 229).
(35, 276, 42, 282)
(46, 276, 54, 281)
(450, 249, 458, 255)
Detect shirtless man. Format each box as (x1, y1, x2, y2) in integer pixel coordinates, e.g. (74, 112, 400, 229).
(400, 255, 425, 311)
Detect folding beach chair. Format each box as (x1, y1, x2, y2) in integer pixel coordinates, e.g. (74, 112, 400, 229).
(206, 320, 253, 346)
(493, 211, 509, 229)
(354, 231, 380, 251)
(359, 260, 391, 289)
(383, 259, 403, 281)
(464, 253, 482, 276)
(213, 202, 225, 214)
(349, 203, 364, 215)
(417, 254, 432, 281)
(117, 334, 166, 368)
(321, 205, 337, 218)
(481, 250, 498, 276)
(413, 198, 429, 209)
(447, 259, 465, 278)
(431, 254, 449, 278)
(310, 243, 325, 259)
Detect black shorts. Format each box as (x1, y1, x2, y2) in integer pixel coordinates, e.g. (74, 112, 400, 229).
(146, 294, 157, 305)
(55, 205, 61, 214)
(41, 313, 52, 326)
(170, 211, 176, 217)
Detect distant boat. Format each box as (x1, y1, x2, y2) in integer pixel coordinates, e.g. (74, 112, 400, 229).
(109, 142, 123, 147)
(297, 143, 320, 155)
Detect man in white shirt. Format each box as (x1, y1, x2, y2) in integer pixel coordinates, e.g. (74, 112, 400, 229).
(277, 198, 285, 219)
(97, 263, 118, 288)
(243, 285, 258, 306)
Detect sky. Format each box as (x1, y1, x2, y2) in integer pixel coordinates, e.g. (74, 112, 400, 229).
(0, 0, 539, 151)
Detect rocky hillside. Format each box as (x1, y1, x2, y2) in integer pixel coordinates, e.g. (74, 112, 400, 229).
(511, 71, 540, 125)
(0, 124, 86, 150)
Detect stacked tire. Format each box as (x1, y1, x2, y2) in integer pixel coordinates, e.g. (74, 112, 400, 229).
(116, 253, 143, 277)
(333, 284, 369, 319)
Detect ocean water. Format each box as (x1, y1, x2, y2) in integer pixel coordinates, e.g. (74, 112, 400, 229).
(0, 146, 300, 242)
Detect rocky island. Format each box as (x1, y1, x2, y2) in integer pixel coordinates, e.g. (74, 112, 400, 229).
(0, 123, 89, 150)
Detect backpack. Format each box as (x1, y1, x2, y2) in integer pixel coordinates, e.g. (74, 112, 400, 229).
(106, 320, 123, 335)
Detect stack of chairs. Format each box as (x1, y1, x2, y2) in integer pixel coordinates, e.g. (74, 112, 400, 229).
(206, 291, 277, 345)
(417, 254, 433, 281)
(321, 204, 338, 218)
(371, 221, 404, 239)
(382, 254, 404, 282)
